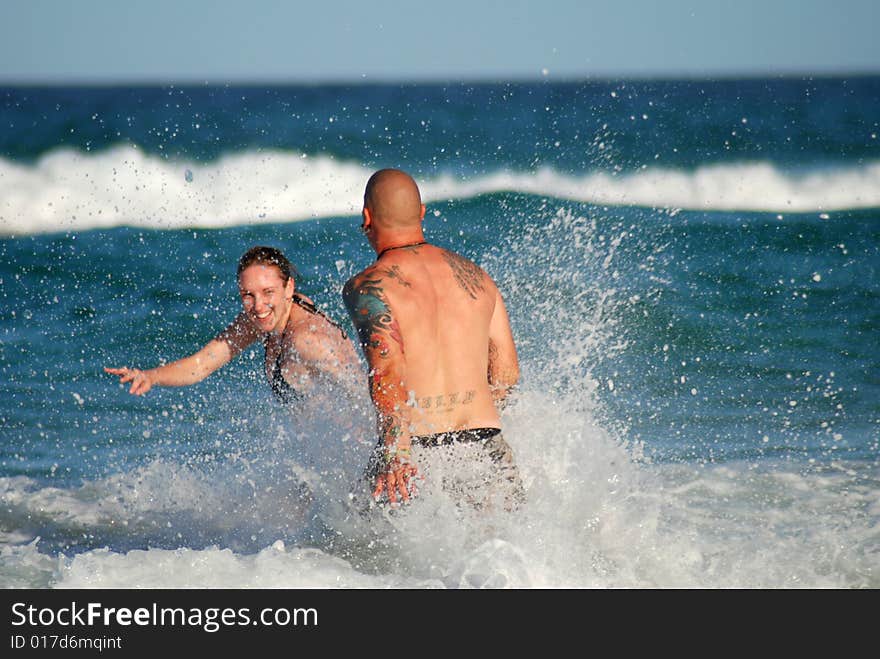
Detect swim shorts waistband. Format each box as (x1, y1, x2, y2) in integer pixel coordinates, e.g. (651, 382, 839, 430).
(410, 427, 501, 447)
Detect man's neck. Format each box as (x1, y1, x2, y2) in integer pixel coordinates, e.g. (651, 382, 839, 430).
(374, 233, 427, 258)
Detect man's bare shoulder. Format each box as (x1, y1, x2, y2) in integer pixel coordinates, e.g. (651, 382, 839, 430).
(342, 264, 394, 329)
(343, 263, 384, 301)
(344, 258, 419, 302)
(435, 247, 497, 300)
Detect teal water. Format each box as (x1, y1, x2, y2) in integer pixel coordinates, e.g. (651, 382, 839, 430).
(1, 80, 878, 587)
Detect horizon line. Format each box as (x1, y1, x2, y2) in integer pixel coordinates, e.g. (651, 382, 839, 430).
(1, 68, 879, 87)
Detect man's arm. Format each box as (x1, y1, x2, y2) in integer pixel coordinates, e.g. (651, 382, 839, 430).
(343, 270, 418, 504)
(487, 286, 519, 408)
(104, 312, 259, 395)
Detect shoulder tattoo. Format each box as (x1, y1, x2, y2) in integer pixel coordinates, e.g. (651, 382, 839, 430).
(343, 275, 404, 357)
(441, 250, 486, 300)
(381, 264, 412, 288)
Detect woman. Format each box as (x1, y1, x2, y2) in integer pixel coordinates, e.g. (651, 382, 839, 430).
(105, 245, 363, 404)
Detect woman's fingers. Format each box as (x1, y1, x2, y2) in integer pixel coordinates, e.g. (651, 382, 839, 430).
(105, 367, 149, 395)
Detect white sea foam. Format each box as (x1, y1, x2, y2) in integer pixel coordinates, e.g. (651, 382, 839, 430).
(1, 413, 876, 588)
(1, 145, 879, 235)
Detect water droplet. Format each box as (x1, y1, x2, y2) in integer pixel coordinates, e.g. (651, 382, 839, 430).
(184, 169, 193, 183)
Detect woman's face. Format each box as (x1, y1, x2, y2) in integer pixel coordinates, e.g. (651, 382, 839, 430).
(238, 264, 294, 334)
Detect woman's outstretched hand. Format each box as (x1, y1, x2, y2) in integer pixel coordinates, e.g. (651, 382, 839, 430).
(104, 367, 154, 396)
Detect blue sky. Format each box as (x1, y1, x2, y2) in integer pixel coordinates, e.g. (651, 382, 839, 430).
(1, 0, 877, 82)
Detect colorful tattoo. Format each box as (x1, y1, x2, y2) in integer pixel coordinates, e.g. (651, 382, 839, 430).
(343, 275, 404, 356)
(441, 250, 486, 300)
(343, 273, 409, 447)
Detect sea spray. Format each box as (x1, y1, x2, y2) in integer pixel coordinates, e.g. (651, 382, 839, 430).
(3, 145, 880, 236)
(2, 78, 878, 588)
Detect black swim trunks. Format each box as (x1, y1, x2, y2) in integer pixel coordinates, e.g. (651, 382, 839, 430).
(364, 427, 525, 511)
(412, 427, 500, 448)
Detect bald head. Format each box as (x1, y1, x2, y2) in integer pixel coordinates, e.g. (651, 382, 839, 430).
(363, 169, 423, 228)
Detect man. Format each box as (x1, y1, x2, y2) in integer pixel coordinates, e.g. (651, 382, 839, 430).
(343, 168, 524, 510)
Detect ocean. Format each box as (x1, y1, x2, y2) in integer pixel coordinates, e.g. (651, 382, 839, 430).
(1, 78, 878, 588)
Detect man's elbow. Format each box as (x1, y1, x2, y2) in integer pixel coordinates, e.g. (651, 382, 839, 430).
(506, 370, 520, 396)
(509, 363, 520, 388)
(491, 362, 519, 393)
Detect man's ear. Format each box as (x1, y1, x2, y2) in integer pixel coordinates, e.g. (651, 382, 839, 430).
(362, 207, 373, 230)
(285, 276, 295, 298)
(419, 204, 426, 222)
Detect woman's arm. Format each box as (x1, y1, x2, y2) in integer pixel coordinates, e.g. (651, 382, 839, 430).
(105, 312, 260, 395)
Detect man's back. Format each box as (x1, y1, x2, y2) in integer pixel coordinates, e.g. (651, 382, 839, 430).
(368, 242, 507, 435)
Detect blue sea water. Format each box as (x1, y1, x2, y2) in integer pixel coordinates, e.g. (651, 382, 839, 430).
(1, 78, 878, 588)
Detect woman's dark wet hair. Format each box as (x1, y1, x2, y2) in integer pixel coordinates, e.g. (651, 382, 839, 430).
(237, 246, 299, 282)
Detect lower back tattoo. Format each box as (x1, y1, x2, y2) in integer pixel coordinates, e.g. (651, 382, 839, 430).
(408, 389, 476, 410)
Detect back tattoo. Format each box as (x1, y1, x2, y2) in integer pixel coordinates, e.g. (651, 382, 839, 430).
(441, 250, 486, 300)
